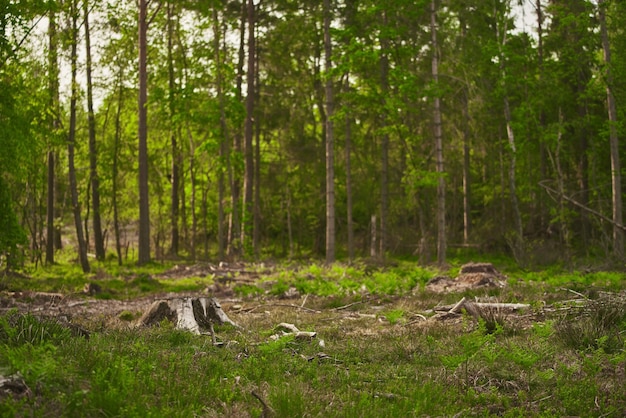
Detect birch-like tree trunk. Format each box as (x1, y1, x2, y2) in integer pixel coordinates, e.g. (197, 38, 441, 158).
(431, 0, 446, 266)
(324, 0, 335, 264)
(242, 0, 256, 254)
(599, 0, 624, 258)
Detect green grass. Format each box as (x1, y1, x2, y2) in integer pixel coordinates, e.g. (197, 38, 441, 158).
(1, 258, 626, 416)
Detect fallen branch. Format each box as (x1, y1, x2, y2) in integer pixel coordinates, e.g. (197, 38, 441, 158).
(251, 390, 274, 417)
(245, 303, 321, 314)
(270, 323, 317, 340)
(540, 180, 626, 231)
(434, 299, 530, 314)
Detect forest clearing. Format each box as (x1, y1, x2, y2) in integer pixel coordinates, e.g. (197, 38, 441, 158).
(1, 259, 626, 416)
(3, 0, 626, 415)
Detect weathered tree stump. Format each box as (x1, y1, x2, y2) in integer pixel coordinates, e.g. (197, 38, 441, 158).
(140, 297, 239, 334)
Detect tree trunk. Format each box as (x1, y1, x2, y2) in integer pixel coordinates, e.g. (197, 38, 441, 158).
(379, 11, 389, 262)
(68, 0, 90, 273)
(254, 42, 261, 258)
(345, 76, 355, 261)
(495, 2, 523, 254)
(187, 123, 197, 261)
(228, 0, 246, 258)
(113, 67, 124, 266)
(599, 0, 624, 258)
(324, 0, 335, 264)
(167, 1, 180, 257)
(242, 0, 255, 255)
(431, 0, 446, 266)
(214, 7, 227, 260)
(46, 8, 59, 264)
(84, 0, 105, 261)
(137, 0, 151, 264)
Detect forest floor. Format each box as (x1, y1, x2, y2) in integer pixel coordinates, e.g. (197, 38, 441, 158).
(2, 261, 626, 416)
(1, 261, 533, 333)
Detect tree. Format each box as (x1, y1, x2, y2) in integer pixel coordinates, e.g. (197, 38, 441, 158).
(167, 0, 181, 257)
(67, 0, 90, 273)
(84, 0, 105, 261)
(46, 4, 59, 265)
(137, 0, 157, 264)
(431, 0, 446, 266)
(599, 0, 623, 258)
(242, 0, 256, 255)
(324, 0, 335, 264)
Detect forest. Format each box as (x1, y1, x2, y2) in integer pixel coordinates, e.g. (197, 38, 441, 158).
(1, 0, 626, 271)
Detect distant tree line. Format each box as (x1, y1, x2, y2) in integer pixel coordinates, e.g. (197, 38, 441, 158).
(1, 0, 625, 271)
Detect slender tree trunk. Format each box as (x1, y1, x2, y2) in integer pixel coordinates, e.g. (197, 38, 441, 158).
(254, 40, 261, 258)
(599, 0, 624, 258)
(242, 0, 255, 254)
(536, 0, 549, 233)
(137, 0, 151, 264)
(187, 123, 197, 261)
(495, 1, 523, 253)
(379, 11, 389, 262)
(68, 0, 90, 273)
(113, 67, 124, 266)
(345, 76, 354, 261)
(214, 8, 227, 260)
(228, 1, 246, 258)
(431, 0, 446, 266)
(46, 150, 54, 264)
(84, 0, 105, 261)
(324, 0, 335, 264)
(462, 91, 471, 245)
(46, 8, 60, 263)
(167, 1, 180, 257)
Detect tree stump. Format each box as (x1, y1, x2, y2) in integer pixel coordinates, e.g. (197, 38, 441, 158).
(140, 297, 239, 334)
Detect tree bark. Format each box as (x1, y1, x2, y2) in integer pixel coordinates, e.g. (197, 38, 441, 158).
(113, 67, 124, 266)
(167, 1, 180, 257)
(431, 0, 446, 266)
(138, 0, 151, 264)
(324, 0, 335, 264)
(228, 1, 246, 258)
(214, 7, 227, 260)
(46, 8, 59, 264)
(345, 76, 354, 261)
(84, 0, 105, 261)
(68, 0, 90, 273)
(242, 0, 255, 254)
(379, 11, 389, 262)
(599, 0, 623, 258)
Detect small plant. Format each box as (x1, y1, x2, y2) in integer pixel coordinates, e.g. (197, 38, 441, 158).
(118, 311, 135, 321)
(383, 309, 405, 324)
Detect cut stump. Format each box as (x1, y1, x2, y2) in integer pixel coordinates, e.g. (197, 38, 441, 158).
(425, 262, 507, 293)
(140, 297, 239, 334)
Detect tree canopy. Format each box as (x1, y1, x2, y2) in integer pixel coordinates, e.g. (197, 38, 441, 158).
(2, 0, 626, 269)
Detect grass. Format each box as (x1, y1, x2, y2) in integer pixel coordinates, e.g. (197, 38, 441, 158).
(1, 258, 626, 416)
